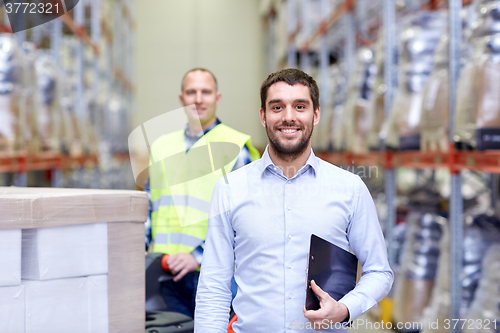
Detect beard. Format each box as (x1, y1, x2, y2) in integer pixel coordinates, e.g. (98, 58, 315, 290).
(265, 118, 314, 161)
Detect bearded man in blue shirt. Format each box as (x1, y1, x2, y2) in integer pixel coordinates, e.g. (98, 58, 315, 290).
(194, 68, 394, 332)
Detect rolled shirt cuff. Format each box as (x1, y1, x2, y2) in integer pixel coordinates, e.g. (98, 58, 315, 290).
(338, 293, 365, 323)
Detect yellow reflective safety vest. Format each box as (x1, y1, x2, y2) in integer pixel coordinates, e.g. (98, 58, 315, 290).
(150, 123, 260, 255)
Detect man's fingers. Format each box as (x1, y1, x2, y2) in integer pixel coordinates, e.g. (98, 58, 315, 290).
(174, 267, 189, 282)
(304, 308, 325, 321)
(310, 280, 329, 300)
(168, 254, 180, 266)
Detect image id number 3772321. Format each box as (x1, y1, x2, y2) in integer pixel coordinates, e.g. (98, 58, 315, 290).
(5, 2, 61, 14)
(443, 319, 497, 330)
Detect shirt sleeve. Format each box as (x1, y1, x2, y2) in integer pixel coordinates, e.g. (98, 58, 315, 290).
(190, 241, 205, 265)
(338, 177, 394, 321)
(232, 145, 253, 171)
(144, 177, 152, 251)
(194, 179, 235, 332)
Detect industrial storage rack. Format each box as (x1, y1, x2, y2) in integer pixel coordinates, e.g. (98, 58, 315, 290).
(263, 0, 496, 331)
(0, 0, 134, 189)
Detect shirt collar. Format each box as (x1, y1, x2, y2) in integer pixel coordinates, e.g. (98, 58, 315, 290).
(184, 118, 221, 138)
(259, 145, 318, 178)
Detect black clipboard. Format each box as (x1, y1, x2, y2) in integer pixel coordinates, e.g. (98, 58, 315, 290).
(305, 234, 358, 311)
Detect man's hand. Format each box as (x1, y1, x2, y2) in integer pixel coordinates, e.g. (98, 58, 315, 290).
(303, 280, 349, 331)
(167, 253, 200, 282)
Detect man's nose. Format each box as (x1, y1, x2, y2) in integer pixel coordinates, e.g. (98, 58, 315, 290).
(282, 106, 296, 123)
(195, 91, 203, 104)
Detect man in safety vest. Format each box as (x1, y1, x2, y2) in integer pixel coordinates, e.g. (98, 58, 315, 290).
(145, 68, 260, 318)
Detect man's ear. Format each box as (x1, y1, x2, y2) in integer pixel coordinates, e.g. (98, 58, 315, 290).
(313, 107, 320, 126)
(179, 94, 184, 106)
(216, 92, 222, 106)
(259, 108, 266, 128)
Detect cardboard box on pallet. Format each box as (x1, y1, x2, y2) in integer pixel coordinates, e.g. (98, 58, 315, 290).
(24, 277, 89, 333)
(22, 223, 108, 280)
(0, 284, 25, 333)
(0, 187, 148, 333)
(0, 229, 22, 286)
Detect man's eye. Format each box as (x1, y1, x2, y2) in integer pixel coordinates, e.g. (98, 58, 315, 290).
(272, 106, 282, 111)
(296, 105, 304, 110)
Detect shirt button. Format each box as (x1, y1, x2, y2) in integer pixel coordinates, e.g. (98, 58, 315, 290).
(288, 234, 292, 239)
(287, 206, 291, 210)
(288, 294, 293, 299)
(288, 265, 292, 269)
(288, 180, 291, 184)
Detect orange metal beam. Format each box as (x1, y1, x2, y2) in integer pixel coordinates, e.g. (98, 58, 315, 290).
(0, 152, 100, 173)
(317, 149, 500, 174)
(60, 13, 100, 55)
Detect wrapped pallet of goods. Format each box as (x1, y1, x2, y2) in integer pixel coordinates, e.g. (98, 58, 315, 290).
(60, 37, 86, 157)
(368, 32, 386, 151)
(382, 11, 446, 150)
(341, 47, 376, 154)
(422, 214, 500, 333)
(420, 8, 473, 153)
(21, 42, 41, 154)
(0, 187, 148, 332)
(419, 35, 451, 153)
(456, 1, 500, 150)
(0, 34, 26, 153)
(35, 51, 63, 153)
(330, 63, 348, 151)
(393, 212, 445, 331)
(464, 243, 500, 333)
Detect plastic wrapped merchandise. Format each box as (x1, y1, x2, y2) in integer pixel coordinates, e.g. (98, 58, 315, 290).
(420, 9, 472, 153)
(330, 63, 348, 151)
(0, 34, 25, 152)
(422, 215, 500, 333)
(389, 222, 408, 282)
(420, 35, 453, 152)
(0, 187, 148, 332)
(34, 50, 63, 152)
(464, 243, 500, 333)
(341, 47, 377, 154)
(20, 42, 41, 154)
(393, 212, 444, 329)
(107, 92, 129, 154)
(59, 72, 83, 156)
(456, 2, 500, 150)
(368, 32, 388, 151)
(383, 11, 447, 150)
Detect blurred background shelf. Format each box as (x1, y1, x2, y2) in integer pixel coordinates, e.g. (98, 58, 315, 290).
(0, 0, 135, 189)
(264, 0, 500, 331)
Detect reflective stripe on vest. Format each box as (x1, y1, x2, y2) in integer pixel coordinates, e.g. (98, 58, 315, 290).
(154, 232, 204, 249)
(152, 195, 210, 214)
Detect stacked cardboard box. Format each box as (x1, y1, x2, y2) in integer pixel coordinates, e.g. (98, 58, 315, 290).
(0, 187, 148, 333)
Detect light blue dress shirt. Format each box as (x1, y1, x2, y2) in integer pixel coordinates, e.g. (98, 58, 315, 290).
(195, 147, 393, 333)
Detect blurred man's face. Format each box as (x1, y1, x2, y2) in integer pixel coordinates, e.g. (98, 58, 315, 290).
(260, 82, 320, 159)
(179, 70, 221, 128)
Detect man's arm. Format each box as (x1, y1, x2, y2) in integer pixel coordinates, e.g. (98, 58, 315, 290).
(194, 180, 235, 332)
(144, 178, 152, 252)
(304, 177, 394, 326)
(338, 177, 394, 320)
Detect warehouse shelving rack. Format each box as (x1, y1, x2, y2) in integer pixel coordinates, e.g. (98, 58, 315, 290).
(263, 0, 493, 331)
(0, 0, 134, 189)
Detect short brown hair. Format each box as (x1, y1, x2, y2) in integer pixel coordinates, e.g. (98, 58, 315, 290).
(181, 68, 218, 92)
(260, 68, 319, 111)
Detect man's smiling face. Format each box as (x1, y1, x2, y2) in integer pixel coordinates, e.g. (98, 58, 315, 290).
(260, 81, 320, 159)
